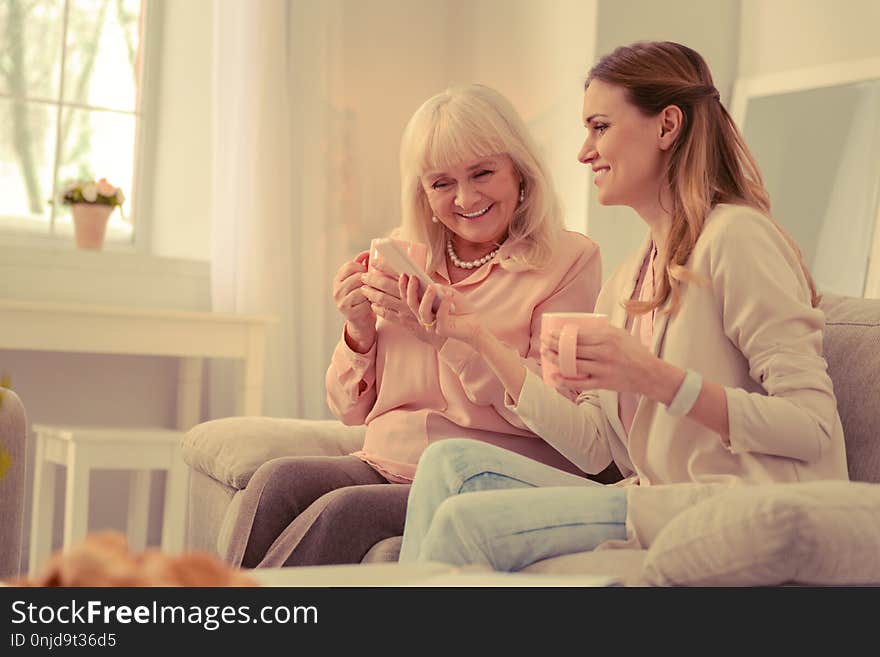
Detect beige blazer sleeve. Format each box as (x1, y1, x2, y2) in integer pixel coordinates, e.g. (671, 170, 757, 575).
(709, 208, 839, 463)
(507, 369, 617, 475)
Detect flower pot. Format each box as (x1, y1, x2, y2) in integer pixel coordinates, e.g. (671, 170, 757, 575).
(71, 203, 114, 250)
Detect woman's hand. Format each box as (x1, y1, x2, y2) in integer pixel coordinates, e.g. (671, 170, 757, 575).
(360, 269, 445, 350)
(541, 323, 670, 399)
(401, 275, 483, 346)
(332, 251, 376, 353)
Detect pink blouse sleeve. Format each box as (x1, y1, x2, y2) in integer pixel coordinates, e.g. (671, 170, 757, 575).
(509, 369, 616, 475)
(325, 328, 378, 425)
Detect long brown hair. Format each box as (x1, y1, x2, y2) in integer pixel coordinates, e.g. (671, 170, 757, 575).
(587, 41, 820, 314)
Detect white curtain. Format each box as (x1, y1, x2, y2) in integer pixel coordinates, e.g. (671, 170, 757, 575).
(211, 0, 347, 419)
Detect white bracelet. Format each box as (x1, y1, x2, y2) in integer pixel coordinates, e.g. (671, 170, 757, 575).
(666, 369, 702, 416)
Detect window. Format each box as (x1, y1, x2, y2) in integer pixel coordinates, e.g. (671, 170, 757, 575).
(0, 0, 145, 244)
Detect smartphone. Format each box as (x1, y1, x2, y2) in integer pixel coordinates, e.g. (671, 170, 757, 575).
(371, 238, 443, 312)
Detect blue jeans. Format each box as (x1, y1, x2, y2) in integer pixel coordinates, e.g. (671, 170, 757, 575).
(399, 439, 628, 571)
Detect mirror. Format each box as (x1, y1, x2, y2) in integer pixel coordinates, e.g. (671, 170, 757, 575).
(733, 61, 880, 298)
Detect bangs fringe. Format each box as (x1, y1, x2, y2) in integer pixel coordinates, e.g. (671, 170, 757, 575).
(417, 108, 508, 175)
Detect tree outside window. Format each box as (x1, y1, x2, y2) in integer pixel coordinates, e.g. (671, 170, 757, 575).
(0, 0, 144, 243)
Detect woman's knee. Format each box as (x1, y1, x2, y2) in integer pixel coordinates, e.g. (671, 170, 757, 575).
(245, 457, 337, 513)
(314, 485, 407, 525)
(420, 496, 488, 565)
(247, 457, 305, 498)
(419, 438, 477, 469)
(413, 440, 471, 490)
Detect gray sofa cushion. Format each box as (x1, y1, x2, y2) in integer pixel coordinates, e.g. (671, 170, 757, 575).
(0, 388, 26, 579)
(362, 536, 403, 563)
(182, 417, 366, 489)
(523, 549, 648, 586)
(820, 295, 880, 483)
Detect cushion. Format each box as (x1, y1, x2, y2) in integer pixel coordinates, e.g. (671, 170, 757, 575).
(524, 549, 648, 587)
(819, 294, 880, 483)
(642, 481, 880, 586)
(182, 417, 366, 489)
(362, 536, 403, 563)
(0, 387, 27, 579)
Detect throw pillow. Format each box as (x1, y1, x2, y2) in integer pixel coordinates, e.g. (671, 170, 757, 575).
(642, 480, 880, 586)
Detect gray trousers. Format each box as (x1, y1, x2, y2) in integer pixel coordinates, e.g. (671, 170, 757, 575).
(229, 455, 410, 568)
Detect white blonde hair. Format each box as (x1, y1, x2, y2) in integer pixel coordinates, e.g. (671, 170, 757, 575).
(397, 84, 564, 272)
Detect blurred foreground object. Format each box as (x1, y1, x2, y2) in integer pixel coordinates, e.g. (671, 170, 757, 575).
(9, 532, 257, 587)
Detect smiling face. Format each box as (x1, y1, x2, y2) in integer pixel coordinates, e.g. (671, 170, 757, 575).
(420, 154, 520, 252)
(578, 79, 668, 214)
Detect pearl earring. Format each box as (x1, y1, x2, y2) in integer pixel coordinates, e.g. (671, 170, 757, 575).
(431, 216, 439, 223)
(519, 183, 525, 203)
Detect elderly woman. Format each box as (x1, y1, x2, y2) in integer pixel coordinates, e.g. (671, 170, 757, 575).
(228, 84, 603, 567)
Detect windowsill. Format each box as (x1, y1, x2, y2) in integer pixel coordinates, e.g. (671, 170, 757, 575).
(0, 241, 208, 278)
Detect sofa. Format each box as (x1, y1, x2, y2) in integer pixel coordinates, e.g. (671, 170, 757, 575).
(182, 293, 880, 585)
(0, 387, 28, 580)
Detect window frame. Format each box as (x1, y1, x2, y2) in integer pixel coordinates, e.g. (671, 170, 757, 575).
(0, 0, 162, 254)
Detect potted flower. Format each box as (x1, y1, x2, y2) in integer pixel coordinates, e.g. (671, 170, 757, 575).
(59, 178, 126, 250)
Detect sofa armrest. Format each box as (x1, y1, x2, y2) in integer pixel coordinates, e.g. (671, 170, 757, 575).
(0, 387, 27, 579)
(182, 417, 366, 491)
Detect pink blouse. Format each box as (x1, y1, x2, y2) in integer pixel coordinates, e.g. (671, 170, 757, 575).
(326, 232, 602, 482)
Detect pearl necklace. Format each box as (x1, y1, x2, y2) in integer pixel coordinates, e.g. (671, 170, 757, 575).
(447, 237, 500, 270)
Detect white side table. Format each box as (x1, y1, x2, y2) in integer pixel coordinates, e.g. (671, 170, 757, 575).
(29, 425, 188, 577)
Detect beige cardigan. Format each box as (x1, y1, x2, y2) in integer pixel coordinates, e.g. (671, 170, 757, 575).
(511, 204, 849, 546)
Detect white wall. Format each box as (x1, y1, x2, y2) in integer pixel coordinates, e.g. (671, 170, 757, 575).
(587, 0, 741, 280)
(738, 0, 880, 78)
(451, 0, 598, 235)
